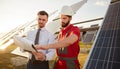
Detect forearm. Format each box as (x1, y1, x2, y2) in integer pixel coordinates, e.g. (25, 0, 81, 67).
(48, 40, 70, 49)
(47, 34, 78, 49)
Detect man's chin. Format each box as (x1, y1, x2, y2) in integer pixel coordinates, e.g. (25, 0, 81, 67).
(62, 24, 68, 27)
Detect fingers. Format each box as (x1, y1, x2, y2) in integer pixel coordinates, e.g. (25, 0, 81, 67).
(32, 52, 46, 61)
(34, 45, 48, 50)
(32, 51, 42, 56)
(35, 45, 41, 49)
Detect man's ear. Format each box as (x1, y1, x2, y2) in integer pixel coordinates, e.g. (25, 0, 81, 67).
(70, 17, 72, 21)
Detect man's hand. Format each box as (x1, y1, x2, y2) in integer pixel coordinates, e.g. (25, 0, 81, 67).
(35, 45, 48, 50)
(32, 51, 46, 61)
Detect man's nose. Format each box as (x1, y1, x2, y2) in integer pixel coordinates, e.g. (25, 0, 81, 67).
(39, 20, 43, 23)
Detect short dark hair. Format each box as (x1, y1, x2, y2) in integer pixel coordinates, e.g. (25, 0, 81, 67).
(37, 11, 49, 18)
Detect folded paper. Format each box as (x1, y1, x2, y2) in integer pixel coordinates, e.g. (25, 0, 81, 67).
(13, 36, 37, 52)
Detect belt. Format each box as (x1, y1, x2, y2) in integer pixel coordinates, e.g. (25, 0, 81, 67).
(58, 57, 77, 60)
(28, 59, 47, 64)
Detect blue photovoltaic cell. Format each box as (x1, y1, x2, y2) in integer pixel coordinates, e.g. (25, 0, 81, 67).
(84, 1, 120, 69)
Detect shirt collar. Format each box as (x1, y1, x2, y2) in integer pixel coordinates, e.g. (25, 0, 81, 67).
(37, 27, 46, 31)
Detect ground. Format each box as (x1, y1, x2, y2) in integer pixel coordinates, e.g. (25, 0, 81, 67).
(0, 44, 89, 69)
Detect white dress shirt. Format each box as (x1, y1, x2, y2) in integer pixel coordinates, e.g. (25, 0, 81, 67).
(25, 27, 55, 60)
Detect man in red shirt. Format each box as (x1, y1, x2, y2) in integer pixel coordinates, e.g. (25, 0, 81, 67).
(34, 5, 80, 69)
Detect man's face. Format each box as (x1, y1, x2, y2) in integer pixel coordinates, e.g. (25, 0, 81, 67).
(60, 15, 71, 28)
(37, 15, 48, 28)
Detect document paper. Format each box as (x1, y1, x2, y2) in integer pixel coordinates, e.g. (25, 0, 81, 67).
(14, 36, 37, 52)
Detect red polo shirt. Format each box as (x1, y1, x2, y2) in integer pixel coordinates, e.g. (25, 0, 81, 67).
(57, 24, 80, 58)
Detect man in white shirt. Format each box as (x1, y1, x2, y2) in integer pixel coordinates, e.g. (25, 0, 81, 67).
(26, 11, 55, 69)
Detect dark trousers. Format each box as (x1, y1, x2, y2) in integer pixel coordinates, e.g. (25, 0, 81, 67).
(27, 60, 49, 69)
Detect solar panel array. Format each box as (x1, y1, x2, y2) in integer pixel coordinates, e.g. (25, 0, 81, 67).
(84, 1, 120, 69)
(83, 31, 97, 43)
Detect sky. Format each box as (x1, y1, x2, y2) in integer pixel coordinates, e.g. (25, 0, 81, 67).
(0, 0, 111, 33)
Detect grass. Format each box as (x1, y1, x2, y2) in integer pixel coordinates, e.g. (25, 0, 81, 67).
(0, 43, 90, 69)
(0, 44, 27, 69)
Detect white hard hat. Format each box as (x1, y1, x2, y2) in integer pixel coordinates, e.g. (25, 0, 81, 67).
(60, 6, 74, 16)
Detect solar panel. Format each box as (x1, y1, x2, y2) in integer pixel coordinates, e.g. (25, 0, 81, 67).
(82, 31, 97, 43)
(83, 1, 120, 69)
(90, 24, 99, 27)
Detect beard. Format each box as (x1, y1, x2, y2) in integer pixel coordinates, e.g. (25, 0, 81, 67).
(61, 21, 70, 28)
